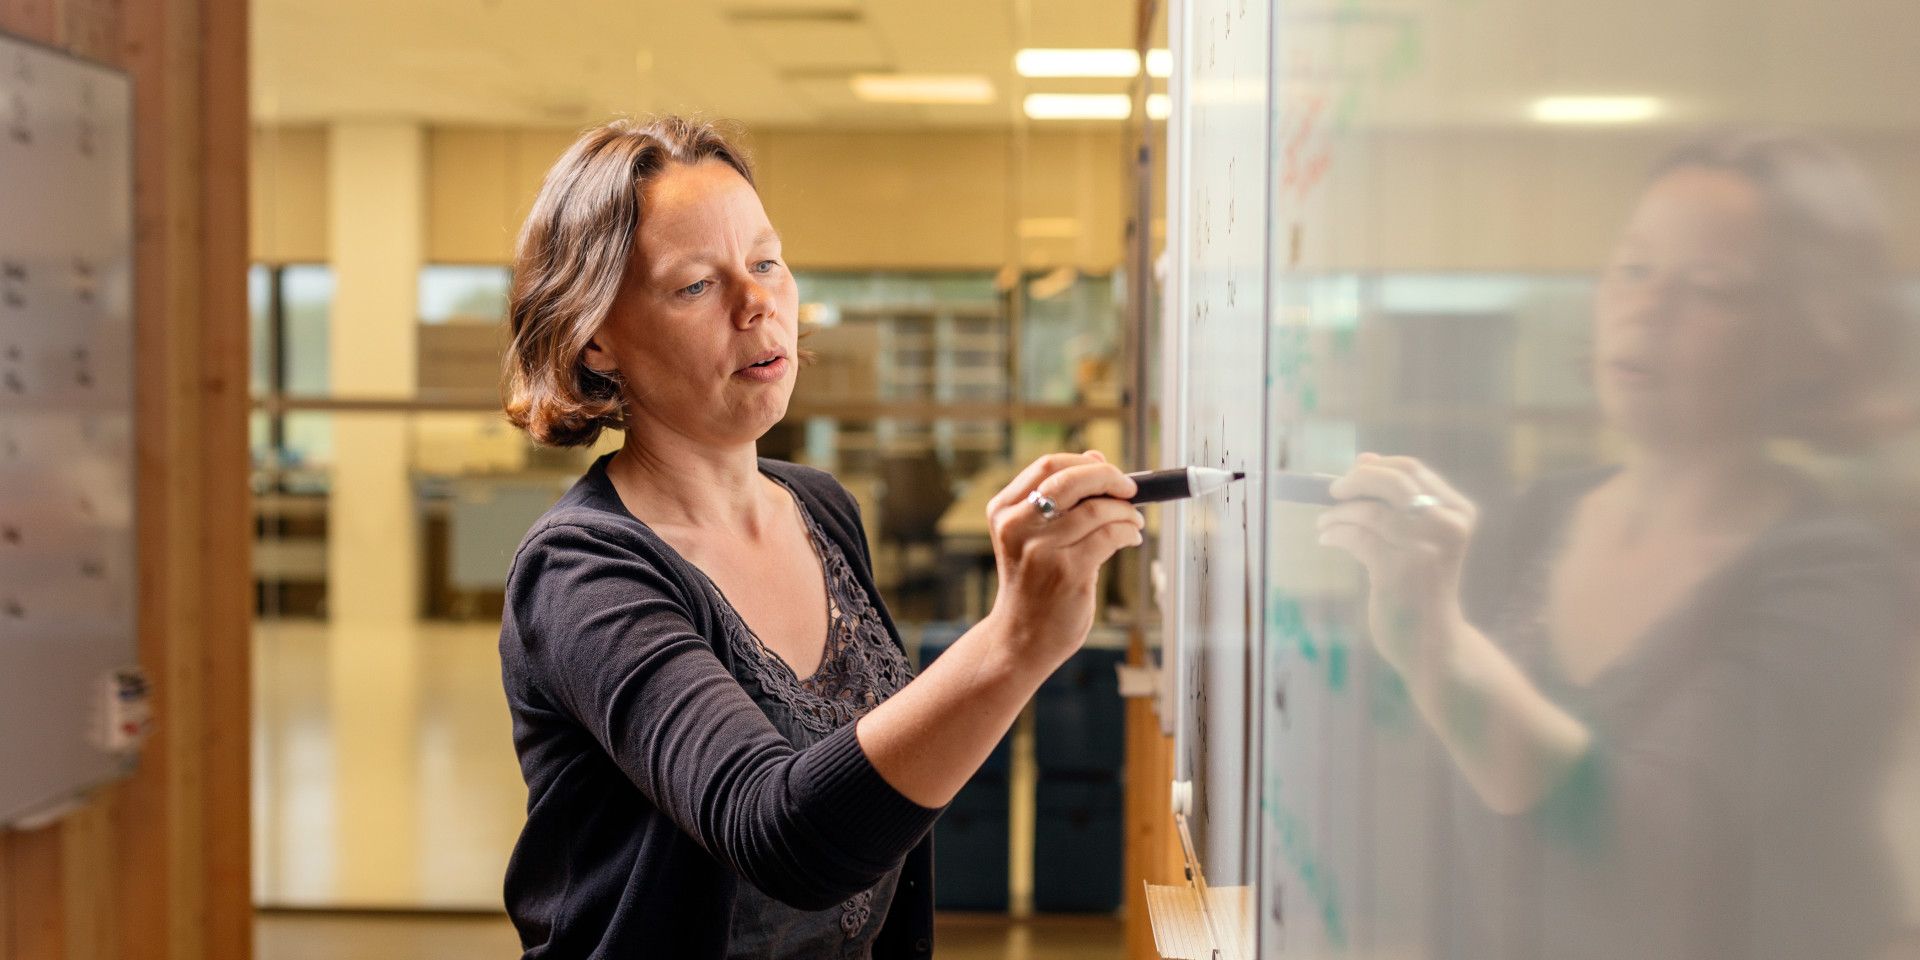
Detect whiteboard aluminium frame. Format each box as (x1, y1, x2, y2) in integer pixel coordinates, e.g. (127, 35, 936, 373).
(1163, 0, 1195, 777)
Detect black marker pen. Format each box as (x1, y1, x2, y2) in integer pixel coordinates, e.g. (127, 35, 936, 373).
(1266, 471, 1402, 507)
(1125, 467, 1246, 504)
(1269, 472, 1340, 506)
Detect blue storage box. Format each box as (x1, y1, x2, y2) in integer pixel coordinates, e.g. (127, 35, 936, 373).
(1034, 648, 1126, 773)
(1032, 774, 1124, 913)
(933, 774, 1010, 910)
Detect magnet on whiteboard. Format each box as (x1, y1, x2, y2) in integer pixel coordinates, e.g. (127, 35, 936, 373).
(1171, 779, 1194, 817)
(94, 666, 151, 755)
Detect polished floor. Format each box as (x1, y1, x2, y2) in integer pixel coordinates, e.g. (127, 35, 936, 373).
(253, 619, 525, 908)
(255, 912, 1125, 960)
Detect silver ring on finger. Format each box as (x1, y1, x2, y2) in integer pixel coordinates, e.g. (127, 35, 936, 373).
(1026, 490, 1060, 523)
(1403, 493, 1443, 514)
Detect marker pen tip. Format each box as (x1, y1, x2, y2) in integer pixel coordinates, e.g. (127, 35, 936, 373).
(1231, 471, 1246, 481)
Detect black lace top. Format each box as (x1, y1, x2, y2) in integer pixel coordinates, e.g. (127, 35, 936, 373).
(703, 476, 916, 959)
(499, 456, 940, 960)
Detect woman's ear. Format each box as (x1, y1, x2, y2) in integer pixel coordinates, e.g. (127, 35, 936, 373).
(581, 334, 619, 376)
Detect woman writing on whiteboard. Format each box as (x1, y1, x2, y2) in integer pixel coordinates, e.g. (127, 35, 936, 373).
(1318, 132, 1915, 959)
(493, 117, 1144, 959)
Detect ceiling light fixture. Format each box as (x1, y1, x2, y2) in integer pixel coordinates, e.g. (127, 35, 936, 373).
(851, 74, 996, 104)
(1016, 48, 1138, 78)
(1014, 48, 1173, 79)
(1023, 93, 1131, 120)
(1529, 95, 1662, 124)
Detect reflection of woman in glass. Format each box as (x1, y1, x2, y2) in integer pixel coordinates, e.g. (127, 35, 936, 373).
(1319, 132, 1915, 959)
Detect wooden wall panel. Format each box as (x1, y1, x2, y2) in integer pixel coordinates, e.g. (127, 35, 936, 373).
(0, 0, 56, 41)
(0, 0, 252, 958)
(1123, 671, 1184, 960)
(4, 829, 66, 959)
(197, 0, 253, 945)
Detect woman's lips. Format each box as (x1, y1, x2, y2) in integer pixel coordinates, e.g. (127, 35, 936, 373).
(734, 355, 789, 383)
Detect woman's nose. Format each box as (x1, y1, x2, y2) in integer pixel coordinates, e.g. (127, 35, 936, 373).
(733, 278, 774, 329)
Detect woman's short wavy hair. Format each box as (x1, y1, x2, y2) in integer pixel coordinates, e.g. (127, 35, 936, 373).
(502, 116, 755, 447)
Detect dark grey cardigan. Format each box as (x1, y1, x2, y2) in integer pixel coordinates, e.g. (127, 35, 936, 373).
(499, 454, 941, 959)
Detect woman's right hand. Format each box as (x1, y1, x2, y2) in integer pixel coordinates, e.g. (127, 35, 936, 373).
(982, 451, 1144, 669)
(855, 451, 1143, 807)
(1316, 453, 1478, 672)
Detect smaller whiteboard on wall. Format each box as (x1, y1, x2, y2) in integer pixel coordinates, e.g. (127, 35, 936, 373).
(0, 32, 138, 825)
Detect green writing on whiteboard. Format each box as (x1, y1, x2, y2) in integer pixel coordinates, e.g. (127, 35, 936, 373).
(1262, 765, 1349, 946)
(1268, 590, 1349, 693)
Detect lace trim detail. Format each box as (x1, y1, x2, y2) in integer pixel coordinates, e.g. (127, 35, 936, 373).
(838, 887, 876, 940)
(707, 482, 914, 736)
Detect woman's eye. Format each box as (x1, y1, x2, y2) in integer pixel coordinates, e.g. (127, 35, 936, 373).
(681, 279, 709, 296)
(754, 259, 779, 273)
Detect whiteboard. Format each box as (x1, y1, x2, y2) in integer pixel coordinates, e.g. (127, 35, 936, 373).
(0, 32, 138, 825)
(1170, 0, 1275, 890)
(1167, 0, 1920, 956)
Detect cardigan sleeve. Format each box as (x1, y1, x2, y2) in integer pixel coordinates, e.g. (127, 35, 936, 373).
(504, 517, 942, 910)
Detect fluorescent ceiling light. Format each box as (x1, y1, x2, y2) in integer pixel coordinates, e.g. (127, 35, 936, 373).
(851, 74, 995, 104)
(1014, 48, 1172, 78)
(1017, 48, 1138, 78)
(1530, 95, 1662, 124)
(1147, 93, 1169, 120)
(1024, 93, 1131, 120)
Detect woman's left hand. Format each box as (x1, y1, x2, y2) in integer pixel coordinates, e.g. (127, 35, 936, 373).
(1316, 453, 1479, 669)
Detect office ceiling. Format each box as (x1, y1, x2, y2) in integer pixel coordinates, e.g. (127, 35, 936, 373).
(252, 0, 1920, 131)
(251, 0, 1141, 128)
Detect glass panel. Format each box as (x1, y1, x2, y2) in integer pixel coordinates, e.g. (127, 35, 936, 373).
(789, 271, 1013, 414)
(249, 263, 271, 396)
(792, 269, 1000, 310)
(1020, 271, 1125, 405)
(418, 265, 512, 325)
(279, 265, 333, 397)
(1160, 1, 1920, 956)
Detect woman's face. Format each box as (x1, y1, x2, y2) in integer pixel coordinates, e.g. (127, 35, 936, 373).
(1593, 165, 1771, 449)
(585, 158, 800, 448)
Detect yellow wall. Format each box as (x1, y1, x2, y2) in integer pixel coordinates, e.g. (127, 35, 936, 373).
(250, 126, 330, 263)
(253, 124, 1130, 271)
